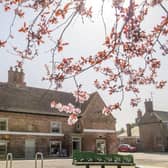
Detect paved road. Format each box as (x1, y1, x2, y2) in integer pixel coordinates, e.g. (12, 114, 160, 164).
(0, 152, 167, 168)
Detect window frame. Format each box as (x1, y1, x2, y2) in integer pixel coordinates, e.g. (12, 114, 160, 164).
(96, 139, 106, 154)
(0, 118, 8, 131)
(49, 140, 62, 155)
(0, 140, 7, 155)
(50, 121, 62, 133)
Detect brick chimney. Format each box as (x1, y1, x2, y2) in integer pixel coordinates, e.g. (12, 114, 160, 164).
(8, 67, 26, 87)
(135, 109, 142, 124)
(144, 99, 153, 113)
(126, 124, 132, 137)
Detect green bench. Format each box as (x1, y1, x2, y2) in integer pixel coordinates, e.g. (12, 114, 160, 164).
(72, 151, 136, 168)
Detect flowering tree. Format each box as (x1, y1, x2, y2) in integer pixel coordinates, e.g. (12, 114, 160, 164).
(0, 0, 168, 124)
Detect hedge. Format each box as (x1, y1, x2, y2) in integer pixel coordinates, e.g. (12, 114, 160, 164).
(73, 150, 134, 164)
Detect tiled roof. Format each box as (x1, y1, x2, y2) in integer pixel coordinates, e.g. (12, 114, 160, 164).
(0, 82, 96, 116)
(139, 110, 168, 124)
(154, 111, 168, 122)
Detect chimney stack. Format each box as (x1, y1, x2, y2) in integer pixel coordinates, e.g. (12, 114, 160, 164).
(144, 99, 153, 113)
(126, 124, 132, 137)
(8, 66, 14, 83)
(135, 109, 142, 124)
(8, 67, 26, 87)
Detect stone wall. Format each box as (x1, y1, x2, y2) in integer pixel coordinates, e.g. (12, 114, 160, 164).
(0, 111, 73, 133)
(0, 96, 118, 158)
(139, 123, 167, 152)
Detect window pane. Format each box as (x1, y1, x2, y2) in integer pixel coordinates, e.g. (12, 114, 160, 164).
(50, 141, 62, 156)
(0, 121, 7, 130)
(51, 122, 61, 133)
(96, 139, 106, 154)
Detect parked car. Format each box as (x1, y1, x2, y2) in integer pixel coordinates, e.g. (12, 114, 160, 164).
(118, 144, 136, 152)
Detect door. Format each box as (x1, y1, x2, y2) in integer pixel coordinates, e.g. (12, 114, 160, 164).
(25, 139, 35, 159)
(72, 137, 81, 153)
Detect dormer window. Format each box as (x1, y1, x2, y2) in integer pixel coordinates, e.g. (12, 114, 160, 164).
(74, 120, 82, 133)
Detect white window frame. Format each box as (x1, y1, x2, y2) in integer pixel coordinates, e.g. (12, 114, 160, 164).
(0, 140, 7, 155)
(0, 118, 8, 131)
(49, 140, 62, 155)
(96, 139, 106, 154)
(50, 121, 62, 133)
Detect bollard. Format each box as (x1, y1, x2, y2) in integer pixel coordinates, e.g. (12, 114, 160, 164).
(6, 153, 13, 168)
(35, 152, 43, 168)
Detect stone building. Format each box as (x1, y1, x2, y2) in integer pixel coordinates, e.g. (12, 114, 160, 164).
(0, 67, 117, 158)
(118, 124, 140, 147)
(139, 99, 168, 152)
(118, 110, 142, 150)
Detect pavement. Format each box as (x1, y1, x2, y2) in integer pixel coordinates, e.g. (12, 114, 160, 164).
(0, 152, 167, 168)
(121, 152, 168, 168)
(0, 159, 166, 168)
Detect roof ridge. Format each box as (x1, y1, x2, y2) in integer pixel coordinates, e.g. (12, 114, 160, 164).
(1, 82, 97, 95)
(154, 110, 168, 113)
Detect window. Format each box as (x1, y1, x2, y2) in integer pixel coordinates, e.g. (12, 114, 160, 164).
(51, 122, 61, 133)
(96, 139, 106, 154)
(0, 140, 7, 156)
(136, 138, 140, 143)
(74, 121, 82, 133)
(50, 141, 62, 156)
(166, 123, 168, 128)
(0, 119, 8, 131)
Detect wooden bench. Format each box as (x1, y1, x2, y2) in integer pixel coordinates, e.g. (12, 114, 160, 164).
(73, 160, 136, 168)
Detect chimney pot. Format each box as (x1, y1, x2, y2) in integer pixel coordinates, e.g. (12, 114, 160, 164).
(126, 124, 132, 137)
(8, 66, 25, 87)
(136, 109, 142, 124)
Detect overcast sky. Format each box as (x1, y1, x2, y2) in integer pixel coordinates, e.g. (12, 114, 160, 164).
(0, 0, 168, 130)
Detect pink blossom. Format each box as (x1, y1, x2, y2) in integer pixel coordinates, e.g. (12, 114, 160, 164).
(112, 0, 124, 7)
(62, 105, 70, 113)
(74, 108, 81, 114)
(50, 100, 56, 108)
(65, 103, 75, 113)
(102, 107, 111, 116)
(55, 103, 63, 112)
(73, 90, 89, 103)
(68, 114, 78, 125)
